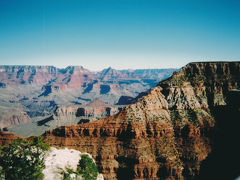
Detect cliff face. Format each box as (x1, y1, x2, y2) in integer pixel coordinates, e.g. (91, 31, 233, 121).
(0, 111, 30, 129)
(42, 88, 211, 179)
(0, 65, 57, 85)
(0, 131, 21, 146)
(195, 89, 240, 180)
(42, 62, 240, 179)
(36, 100, 123, 130)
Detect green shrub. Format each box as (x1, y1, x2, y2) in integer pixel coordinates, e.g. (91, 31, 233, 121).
(76, 154, 98, 180)
(0, 136, 49, 180)
(59, 166, 75, 180)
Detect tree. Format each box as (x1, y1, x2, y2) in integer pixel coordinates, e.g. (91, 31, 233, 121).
(76, 154, 98, 180)
(0, 136, 49, 180)
(59, 166, 75, 180)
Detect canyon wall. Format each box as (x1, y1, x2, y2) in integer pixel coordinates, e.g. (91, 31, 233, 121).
(37, 100, 123, 127)
(42, 62, 240, 179)
(0, 65, 57, 85)
(0, 110, 30, 130)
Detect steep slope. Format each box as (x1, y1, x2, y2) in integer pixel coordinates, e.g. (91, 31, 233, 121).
(50, 66, 95, 89)
(98, 67, 128, 81)
(42, 62, 240, 179)
(195, 89, 240, 180)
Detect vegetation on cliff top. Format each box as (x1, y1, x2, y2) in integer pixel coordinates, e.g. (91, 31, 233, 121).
(60, 154, 98, 180)
(0, 137, 50, 180)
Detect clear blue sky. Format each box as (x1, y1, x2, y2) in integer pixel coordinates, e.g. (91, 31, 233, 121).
(0, 0, 239, 70)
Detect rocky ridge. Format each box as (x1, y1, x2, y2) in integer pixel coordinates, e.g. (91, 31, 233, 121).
(37, 99, 122, 127)
(42, 62, 240, 179)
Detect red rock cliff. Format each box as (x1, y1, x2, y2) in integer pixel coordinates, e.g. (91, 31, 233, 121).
(42, 62, 240, 179)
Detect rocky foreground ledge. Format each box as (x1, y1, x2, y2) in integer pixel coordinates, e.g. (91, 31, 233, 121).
(1, 62, 240, 180)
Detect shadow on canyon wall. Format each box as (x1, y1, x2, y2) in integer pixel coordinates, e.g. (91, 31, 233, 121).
(195, 91, 240, 180)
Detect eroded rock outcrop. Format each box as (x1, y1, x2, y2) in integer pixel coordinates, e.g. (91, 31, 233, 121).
(36, 100, 123, 127)
(0, 65, 57, 85)
(43, 85, 212, 179)
(0, 131, 21, 146)
(42, 62, 240, 179)
(53, 100, 121, 121)
(0, 112, 30, 129)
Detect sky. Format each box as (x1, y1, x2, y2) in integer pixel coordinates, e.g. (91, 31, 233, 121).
(0, 0, 239, 70)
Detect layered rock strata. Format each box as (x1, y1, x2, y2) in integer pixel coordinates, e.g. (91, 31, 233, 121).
(0, 112, 30, 129)
(0, 131, 21, 146)
(43, 62, 240, 179)
(0, 65, 176, 129)
(37, 100, 123, 127)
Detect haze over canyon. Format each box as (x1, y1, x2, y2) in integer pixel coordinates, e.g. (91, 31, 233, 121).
(0, 65, 176, 136)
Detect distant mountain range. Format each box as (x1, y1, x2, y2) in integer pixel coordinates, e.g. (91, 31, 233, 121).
(0, 65, 177, 86)
(0, 65, 177, 133)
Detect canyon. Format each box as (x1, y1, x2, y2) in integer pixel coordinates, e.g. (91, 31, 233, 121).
(0, 62, 239, 179)
(0, 65, 176, 135)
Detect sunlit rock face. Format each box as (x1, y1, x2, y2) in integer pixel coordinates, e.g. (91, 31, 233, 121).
(43, 62, 240, 179)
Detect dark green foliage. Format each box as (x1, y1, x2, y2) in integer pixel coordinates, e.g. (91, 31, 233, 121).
(0, 136, 50, 180)
(59, 166, 75, 180)
(58, 155, 99, 180)
(76, 154, 98, 180)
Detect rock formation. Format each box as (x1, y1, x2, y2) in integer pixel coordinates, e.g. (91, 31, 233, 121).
(0, 65, 57, 85)
(0, 65, 176, 129)
(0, 111, 30, 129)
(0, 131, 21, 146)
(37, 100, 122, 127)
(42, 62, 240, 179)
(75, 99, 121, 120)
